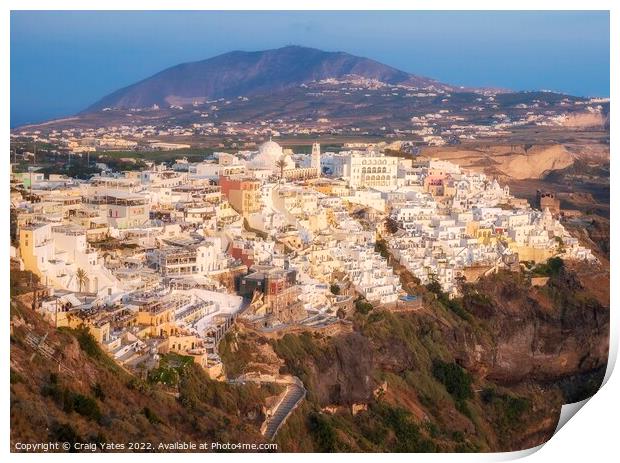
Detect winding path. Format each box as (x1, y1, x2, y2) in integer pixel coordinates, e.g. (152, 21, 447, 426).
(262, 381, 306, 441)
(229, 373, 306, 441)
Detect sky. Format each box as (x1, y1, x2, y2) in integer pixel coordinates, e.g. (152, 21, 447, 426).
(10, 10, 610, 127)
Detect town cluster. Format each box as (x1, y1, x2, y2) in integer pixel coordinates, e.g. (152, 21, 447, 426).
(10, 139, 595, 379)
(11, 81, 608, 153)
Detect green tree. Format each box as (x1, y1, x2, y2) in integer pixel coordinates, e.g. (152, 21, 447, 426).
(355, 298, 373, 315)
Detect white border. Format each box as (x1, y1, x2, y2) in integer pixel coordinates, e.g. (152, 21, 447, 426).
(2, 2, 616, 462)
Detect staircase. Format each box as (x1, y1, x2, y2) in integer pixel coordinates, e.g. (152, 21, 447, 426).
(263, 382, 306, 441)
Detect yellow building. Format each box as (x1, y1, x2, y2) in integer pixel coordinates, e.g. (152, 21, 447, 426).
(475, 227, 498, 245)
(18, 223, 53, 278)
(508, 244, 554, 263)
(55, 310, 111, 344)
(165, 334, 200, 353)
(136, 305, 178, 338)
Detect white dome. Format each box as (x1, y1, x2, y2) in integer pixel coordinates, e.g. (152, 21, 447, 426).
(249, 140, 294, 171)
(259, 140, 284, 158)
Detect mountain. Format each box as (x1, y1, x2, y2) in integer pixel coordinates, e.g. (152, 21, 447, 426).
(84, 46, 452, 112)
(17, 45, 602, 133)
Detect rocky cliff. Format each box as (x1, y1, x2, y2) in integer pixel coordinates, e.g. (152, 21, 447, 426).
(11, 258, 608, 452)
(220, 260, 608, 452)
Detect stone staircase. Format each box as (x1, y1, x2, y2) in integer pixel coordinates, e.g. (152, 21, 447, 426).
(263, 382, 306, 441)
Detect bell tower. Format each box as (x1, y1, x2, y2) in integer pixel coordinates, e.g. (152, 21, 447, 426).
(311, 142, 321, 177)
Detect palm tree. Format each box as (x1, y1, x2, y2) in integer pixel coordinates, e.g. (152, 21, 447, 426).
(76, 268, 87, 293)
(275, 159, 287, 180)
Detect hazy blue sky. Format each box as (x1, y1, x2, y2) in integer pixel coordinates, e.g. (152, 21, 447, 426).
(11, 10, 610, 127)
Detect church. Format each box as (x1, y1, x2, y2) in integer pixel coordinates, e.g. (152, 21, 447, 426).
(246, 139, 321, 181)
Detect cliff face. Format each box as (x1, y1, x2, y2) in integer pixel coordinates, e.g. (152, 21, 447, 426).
(11, 260, 608, 453)
(454, 269, 608, 385)
(221, 262, 608, 452)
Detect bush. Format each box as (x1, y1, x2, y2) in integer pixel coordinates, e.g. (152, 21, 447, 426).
(272, 332, 326, 383)
(42, 373, 102, 421)
(41, 375, 64, 403)
(72, 393, 102, 421)
(480, 387, 530, 435)
(148, 353, 194, 386)
(532, 257, 565, 277)
(426, 280, 443, 296)
(49, 423, 82, 450)
(372, 404, 437, 452)
(503, 395, 529, 422)
(455, 399, 473, 419)
(464, 292, 494, 310)
(308, 412, 338, 452)
(355, 299, 374, 315)
(329, 284, 340, 295)
(480, 387, 496, 404)
(432, 360, 473, 402)
(143, 406, 162, 425)
(75, 328, 103, 360)
(148, 366, 180, 386)
(443, 298, 471, 321)
(426, 282, 471, 321)
(92, 383, 105, 401)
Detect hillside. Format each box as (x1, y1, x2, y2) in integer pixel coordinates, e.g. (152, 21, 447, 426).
(10, 280, 277, 451)
(220, 260, 608, 452)
(419, 143, 577, 180)
(85, 46, 450, 112)
(10, 256, 608, 452)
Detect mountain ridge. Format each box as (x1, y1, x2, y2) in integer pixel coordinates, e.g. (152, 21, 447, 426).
(83, 45, 454, 112)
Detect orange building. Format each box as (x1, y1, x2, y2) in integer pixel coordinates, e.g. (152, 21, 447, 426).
(219, 175, 261, 216)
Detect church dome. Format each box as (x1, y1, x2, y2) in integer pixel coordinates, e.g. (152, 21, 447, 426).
(249, 139, 294, 171)
(258, 140, 284, 159)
